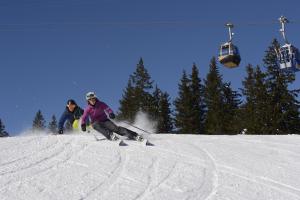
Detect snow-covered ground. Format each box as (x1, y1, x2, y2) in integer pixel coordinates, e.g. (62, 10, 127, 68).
(0, 133, 300, 200)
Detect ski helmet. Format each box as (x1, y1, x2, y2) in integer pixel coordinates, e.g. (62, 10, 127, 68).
(86, 92, 97, 101)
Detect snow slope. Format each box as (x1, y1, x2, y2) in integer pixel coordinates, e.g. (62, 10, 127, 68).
(0, 133, 300, 200)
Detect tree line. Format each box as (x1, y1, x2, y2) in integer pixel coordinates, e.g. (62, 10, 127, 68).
(2, 39, 299, 136)
(117, 39, 300, 134)
(0, 119, 9, 137)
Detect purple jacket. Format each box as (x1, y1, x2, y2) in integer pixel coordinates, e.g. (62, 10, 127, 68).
(81, 99, 113, 125)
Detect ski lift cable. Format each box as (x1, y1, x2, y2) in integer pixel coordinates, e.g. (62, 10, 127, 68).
(0, 19, 299, 33)
(0, 19, 299, 27)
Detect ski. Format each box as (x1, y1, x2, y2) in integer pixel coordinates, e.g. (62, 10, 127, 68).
(118, 140, 128, 146)
(93, 133, 106, 141)
(92, 132, 153, 146)
(125, 138, 155, 146)
(139, 139, 154, 146)
(145, 140, 154, 146)
(136, 135, 155, 146)
(93, 134, 128, 146)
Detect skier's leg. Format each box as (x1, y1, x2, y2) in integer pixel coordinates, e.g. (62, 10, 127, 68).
(92, 122, 112, 139)
(123, 128, 139, 140)
(101, 120, 125, 135)
(102, 120, 139, 139)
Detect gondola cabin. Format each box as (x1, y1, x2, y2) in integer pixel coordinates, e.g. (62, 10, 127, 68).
(218, 42, 241, 68)
(276, 43, 300, 72)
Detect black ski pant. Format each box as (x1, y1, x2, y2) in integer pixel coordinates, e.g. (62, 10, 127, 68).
(92, 120, 138, 139)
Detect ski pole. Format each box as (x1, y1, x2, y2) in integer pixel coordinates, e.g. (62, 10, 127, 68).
(121, 121, 154, 135)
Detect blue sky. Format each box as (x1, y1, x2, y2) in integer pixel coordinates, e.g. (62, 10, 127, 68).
(1, 0, 300, 134)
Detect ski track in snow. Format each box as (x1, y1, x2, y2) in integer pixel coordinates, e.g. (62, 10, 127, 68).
(80, 149, 125, 199)
(0, 134, 300, 200)
(152, 139, 218, 200)
(211, 138, 300, 199)
(189, 135, 300, 200)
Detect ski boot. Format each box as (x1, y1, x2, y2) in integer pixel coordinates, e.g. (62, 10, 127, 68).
(134, 135, 144, 142)
(109, 133, 119, 141)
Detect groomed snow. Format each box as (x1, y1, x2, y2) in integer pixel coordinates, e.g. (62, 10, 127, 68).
(0, 133, 300, 200)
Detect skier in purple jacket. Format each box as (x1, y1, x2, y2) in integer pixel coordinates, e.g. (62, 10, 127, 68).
(81, 92, 143, 141)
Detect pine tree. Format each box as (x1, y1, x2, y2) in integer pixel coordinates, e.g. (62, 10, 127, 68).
(241, 65, 269, 134)
(48, 115, 58, 133)
(157, 92, 173, 133)
(202, 59, 241, 135)
(174, 64, 206, 134)
(189, 63, 205, 134)
(150, 85, 162, 120)
(263, 39, 300, 134)
(118, 58, 155, 122)
(32, 110, 46, 132)
(0, 119, 4, 135)
(204, 57, 225, 134)
(242, 65, 268, 134)
(0, 119, 9, 137)
(118, 79, 137, 122)
(174, 70, 194, 133)
(222, 82, 241, 134)
(132, 58, 155, 117)
(241, 64, 256, 133)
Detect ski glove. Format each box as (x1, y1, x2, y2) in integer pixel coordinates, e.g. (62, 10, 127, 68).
(81, 124, 86, 132)
(58, 129, 63, 134)
(109, 113, 116, 119)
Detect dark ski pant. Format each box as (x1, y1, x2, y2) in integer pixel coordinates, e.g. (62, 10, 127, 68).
(92, 120, 138, 139)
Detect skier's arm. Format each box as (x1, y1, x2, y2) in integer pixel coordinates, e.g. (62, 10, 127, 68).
(103, 102, 114, 117)
(79, 107, 90, 125)
(81, 108, 91, 132)
(81, 108, 90, 126)
(58, 111, 68, 131)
